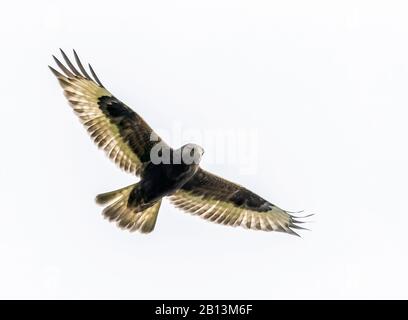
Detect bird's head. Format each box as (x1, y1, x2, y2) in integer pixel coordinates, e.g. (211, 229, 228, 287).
(180, 143, 205, 165)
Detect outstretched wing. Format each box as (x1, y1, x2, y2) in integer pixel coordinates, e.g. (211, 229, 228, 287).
(170, 168, 308, 235)
(49, 49, 166, 176)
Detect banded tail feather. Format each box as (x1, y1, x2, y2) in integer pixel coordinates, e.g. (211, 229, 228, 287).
(96, 183, 162, 234)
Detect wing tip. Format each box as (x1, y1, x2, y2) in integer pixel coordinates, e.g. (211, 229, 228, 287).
(287, 211, 313, 236)
(287, 228, 301, 237)
(50, 49, 105, 88)
(88, 63, 104, 88)
(48, 65, 62, 78)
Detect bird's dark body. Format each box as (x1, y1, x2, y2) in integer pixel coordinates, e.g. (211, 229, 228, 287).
(129, 160, 199, 208)
(100, 95, 200, 209)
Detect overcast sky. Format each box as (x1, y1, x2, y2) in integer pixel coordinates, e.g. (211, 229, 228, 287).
(1, 0, 408, 299)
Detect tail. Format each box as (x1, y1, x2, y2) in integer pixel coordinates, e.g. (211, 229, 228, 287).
(95, 183, 162, 234)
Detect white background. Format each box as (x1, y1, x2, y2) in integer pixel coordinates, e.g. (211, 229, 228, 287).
(1, 0, 407, 299)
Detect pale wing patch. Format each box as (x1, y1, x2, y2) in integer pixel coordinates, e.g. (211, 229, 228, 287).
(170, 190, 301, 235)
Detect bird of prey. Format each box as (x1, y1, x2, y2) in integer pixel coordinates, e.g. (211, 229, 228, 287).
(49, 50, 309, 235)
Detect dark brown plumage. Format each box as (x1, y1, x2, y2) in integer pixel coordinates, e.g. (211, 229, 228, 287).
(50, 49, 310, 235)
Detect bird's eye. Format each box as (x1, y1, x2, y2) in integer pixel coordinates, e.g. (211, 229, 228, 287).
(190, 148, 195, 157)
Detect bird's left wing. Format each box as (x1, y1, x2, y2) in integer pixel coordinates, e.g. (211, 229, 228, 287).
(49, 50, 167, 176)
(170, 168, 308, 235)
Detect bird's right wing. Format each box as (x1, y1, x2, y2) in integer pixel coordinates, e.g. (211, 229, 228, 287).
(170, 168, 309, 235)
(49, 49, 167, 176)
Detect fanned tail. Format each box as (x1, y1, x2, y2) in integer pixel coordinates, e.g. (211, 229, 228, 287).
(96, 184, 162, 234)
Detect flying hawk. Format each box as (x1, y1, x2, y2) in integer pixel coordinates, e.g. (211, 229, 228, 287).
(49, 50, 309, 235)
